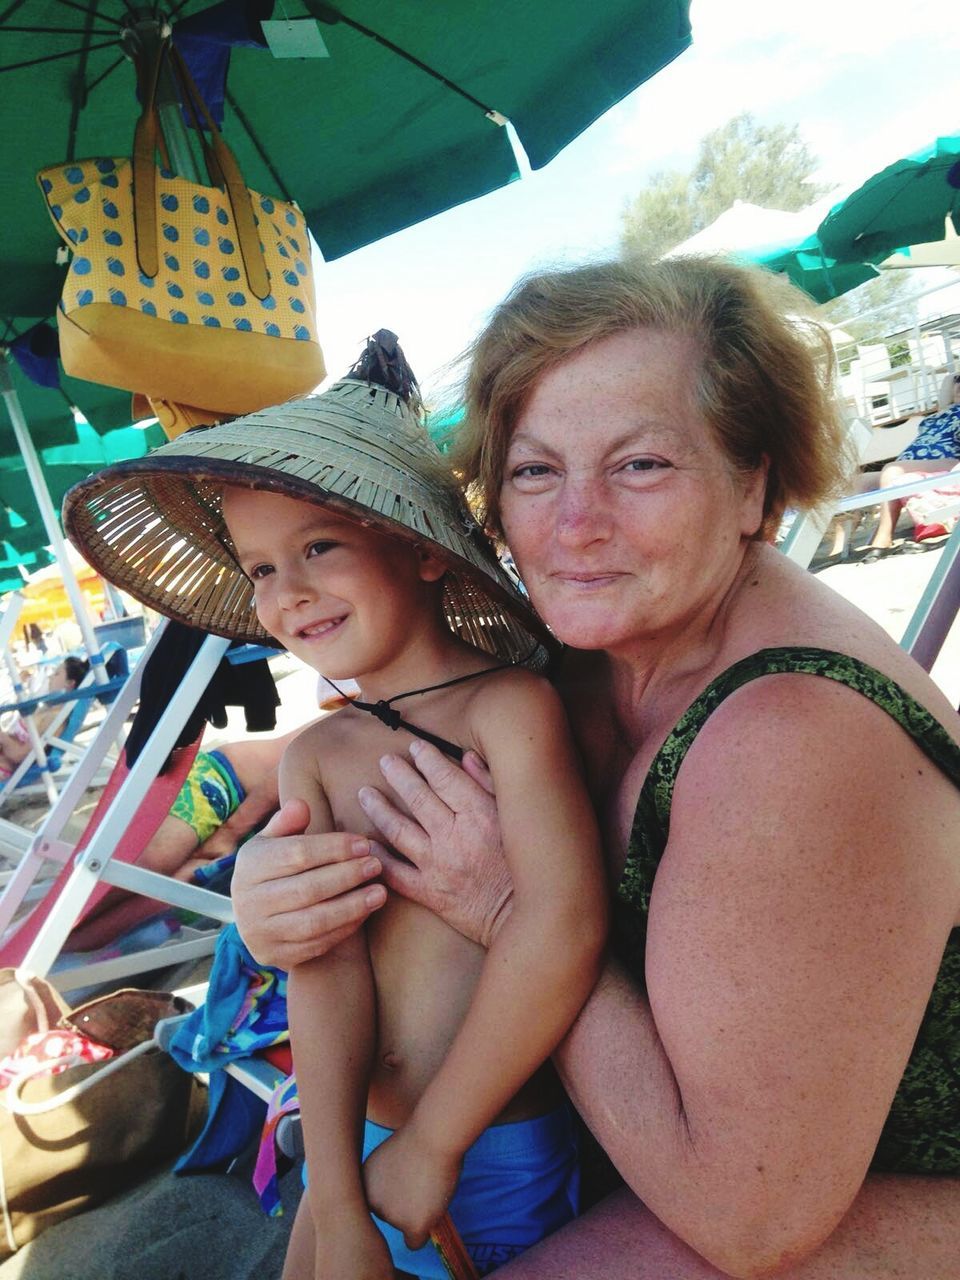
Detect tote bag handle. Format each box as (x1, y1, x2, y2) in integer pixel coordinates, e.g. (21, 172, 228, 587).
(132, 39, 270, 299)
(2, 1037, 160, 1117)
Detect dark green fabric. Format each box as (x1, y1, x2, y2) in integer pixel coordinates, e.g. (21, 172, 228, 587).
(1, 0, 692, 312)
(817, 133, 960, 264)
(615, 646, 960, 1175)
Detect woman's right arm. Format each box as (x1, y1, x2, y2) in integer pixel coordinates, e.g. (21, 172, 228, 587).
(230, 798, 387, 968)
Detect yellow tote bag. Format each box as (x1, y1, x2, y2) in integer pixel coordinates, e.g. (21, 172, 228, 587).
(37, 45, 325, 416)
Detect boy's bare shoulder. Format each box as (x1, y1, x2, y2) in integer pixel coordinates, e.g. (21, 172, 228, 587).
(463, 664, 568, 737)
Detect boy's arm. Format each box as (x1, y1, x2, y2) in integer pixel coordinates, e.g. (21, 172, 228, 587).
(280, 733, 394, 1278)
(364, 674, 607, 1245)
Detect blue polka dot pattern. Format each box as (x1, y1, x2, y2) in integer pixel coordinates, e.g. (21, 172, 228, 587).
(40, 158, 319, 353)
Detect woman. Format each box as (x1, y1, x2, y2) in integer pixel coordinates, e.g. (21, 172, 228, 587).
(863, 371, 960, 560)
(232, 259, 960, 1278)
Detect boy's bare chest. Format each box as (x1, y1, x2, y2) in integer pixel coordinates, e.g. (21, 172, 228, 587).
(312, 706, 488, 1121)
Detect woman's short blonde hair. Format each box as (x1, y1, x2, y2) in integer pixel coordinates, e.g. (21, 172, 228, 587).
(453, 256, 851, 539)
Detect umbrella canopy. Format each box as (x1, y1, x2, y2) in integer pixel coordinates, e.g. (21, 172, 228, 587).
(1, 324, 144, 447)
(2, 0, 693, 319)
(817, 133, 960, 263)
(739, 233, 880, 304)
(0, 354, 164, 559)
(663, 201, 815, 258)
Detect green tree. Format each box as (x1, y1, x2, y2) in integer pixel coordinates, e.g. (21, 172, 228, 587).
(621, 113, 831, 260)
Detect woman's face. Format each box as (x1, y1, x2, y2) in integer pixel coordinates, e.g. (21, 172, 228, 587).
(498, 328, 767, 657)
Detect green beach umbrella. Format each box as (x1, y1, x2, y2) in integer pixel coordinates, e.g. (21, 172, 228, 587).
(2, 0, 693, 318)
(817, 133, 960, 263)
(738, 233, 880, 304)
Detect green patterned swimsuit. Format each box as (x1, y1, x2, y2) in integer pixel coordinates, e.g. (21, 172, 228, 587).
(614, 647, 960, 1174)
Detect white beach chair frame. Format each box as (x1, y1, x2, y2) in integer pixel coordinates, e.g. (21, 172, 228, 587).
(0, 622, 235, 989)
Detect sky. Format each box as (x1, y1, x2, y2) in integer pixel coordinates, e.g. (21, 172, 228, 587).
(309, 0, 960, 406)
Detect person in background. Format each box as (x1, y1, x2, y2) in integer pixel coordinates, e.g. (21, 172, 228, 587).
(229, 259, 960, 1278)
(67, 727, 308, 953)
(862, 370, 960, 560)
(0, 656, 88, 779)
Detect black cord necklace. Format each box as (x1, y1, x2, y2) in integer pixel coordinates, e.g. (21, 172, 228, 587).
(321, 664, 515, 761)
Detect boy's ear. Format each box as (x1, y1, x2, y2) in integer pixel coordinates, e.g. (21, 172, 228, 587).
(416, 547, 447, 583)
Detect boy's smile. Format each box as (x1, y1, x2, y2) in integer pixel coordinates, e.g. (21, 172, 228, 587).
(221, 487, 449, 694)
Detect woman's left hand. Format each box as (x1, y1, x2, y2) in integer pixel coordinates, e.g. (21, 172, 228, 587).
(358, 741, 514, 949)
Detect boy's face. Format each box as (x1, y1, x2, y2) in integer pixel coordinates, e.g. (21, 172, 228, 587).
(222, 487, 446, 681)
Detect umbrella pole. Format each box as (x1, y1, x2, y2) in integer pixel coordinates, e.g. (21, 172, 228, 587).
(0, 362, 109, 686)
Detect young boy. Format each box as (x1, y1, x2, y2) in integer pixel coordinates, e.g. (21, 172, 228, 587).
(64, 334, 608, 1279)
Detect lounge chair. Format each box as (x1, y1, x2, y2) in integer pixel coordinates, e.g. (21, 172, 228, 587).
(0, 624, 235, 988)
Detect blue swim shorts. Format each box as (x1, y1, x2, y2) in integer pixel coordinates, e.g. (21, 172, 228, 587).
(362, 1106, 580, 1279)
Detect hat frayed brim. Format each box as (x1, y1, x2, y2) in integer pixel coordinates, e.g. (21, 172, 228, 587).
(63, 395, 552, 666)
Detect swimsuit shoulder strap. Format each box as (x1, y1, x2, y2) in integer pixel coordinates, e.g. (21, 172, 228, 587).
(616, 647, 960, 978)
(641, 645, 960, 845)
